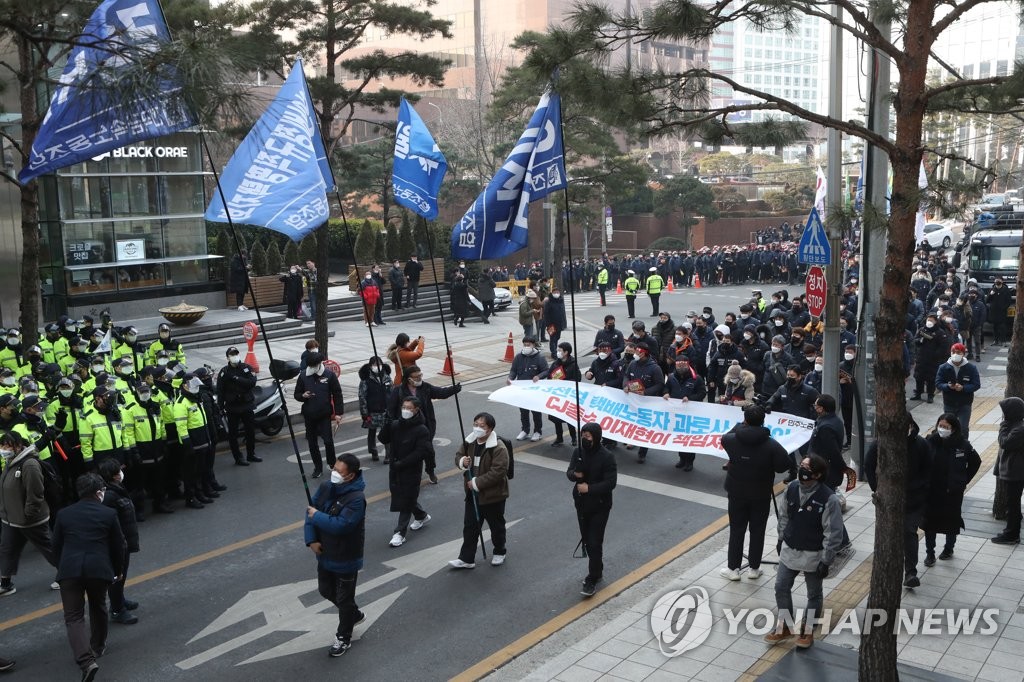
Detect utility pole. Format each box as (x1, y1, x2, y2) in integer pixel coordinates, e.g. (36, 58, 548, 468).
(857, 18, 892, 447)
(822, 6, 843, 401)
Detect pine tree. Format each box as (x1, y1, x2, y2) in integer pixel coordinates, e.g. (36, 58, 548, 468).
(265, 241, 283, 274)
(399, 213, 416, 260)
(385, 221, 400, 262)
(374, 231, 387, 265)
(283, 240, 300, 269)
(354, 220, 376, 266)
(249, 241, 268, 277)
(299, 235, 317, 264)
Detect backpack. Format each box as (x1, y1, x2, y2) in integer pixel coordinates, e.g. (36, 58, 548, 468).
(499, 436, 515, 480)
(13, 455, 64, 512)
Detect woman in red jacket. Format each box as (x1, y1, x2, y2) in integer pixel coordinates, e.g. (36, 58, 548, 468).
(359, 272, 381, 327)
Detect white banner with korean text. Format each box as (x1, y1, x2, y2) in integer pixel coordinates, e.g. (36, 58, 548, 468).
(489, 381, 813, 458)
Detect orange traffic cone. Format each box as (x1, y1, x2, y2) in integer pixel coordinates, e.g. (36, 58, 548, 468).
(667, 278, 674, 292)
(500, 332, 515, 362)
(440, 348, 459, 376)
(615, 279, 623, 294)
(694, 272, 702, 289)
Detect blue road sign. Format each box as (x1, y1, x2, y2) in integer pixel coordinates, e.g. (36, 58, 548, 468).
(797, 208, 831, 265)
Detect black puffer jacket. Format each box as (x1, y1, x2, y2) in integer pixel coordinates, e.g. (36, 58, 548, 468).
(381, 410, 433, 513)
(566, 423, 617, 514)
(997, 397, 1024, 482)
(722, 421, 793, 499)
(102, 482, 139, 553)
(864, 419, 932, 511)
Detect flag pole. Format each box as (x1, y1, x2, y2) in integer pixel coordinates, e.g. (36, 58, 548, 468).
(197, 135, 314, 505)
(555, 92, 583, 441)
(148, 3, 315, 503)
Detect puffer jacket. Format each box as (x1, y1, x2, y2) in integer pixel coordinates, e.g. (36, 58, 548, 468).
(455, 431, 509, 506)
(0, 445, 48, 528)
(997, 397, 1024, 482)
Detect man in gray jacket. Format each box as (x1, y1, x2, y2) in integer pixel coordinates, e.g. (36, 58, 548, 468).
(764, 453, 844, 650)
(0, 432, 57, 596)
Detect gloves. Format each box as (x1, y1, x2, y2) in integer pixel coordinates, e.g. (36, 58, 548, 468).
(180, 437, 192, 450)
(454, 384, 463, 394)
(53, 409, 68, 431)
(816, 561, 830, 579)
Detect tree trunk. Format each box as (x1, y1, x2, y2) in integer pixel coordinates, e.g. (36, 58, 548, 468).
(995, 237, 1024, 518)
(859, 6, 934, 677)
(553, 207, 565, 284)
(17, 35, 41, 344)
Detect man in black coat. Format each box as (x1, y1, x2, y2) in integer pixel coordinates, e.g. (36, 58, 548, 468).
(387, 364, 461, 480)
(380, 397, 434, 548)
(864, 418, 932, 586)
(53, 473, 126, 682)
(216, 346, 260, 466)
(567, 423, 617, 598)
(809, 395, 848, 496)
(403, 255, 423, 308)
(294, 352, 344, 478)
(720, 406, 793, 580)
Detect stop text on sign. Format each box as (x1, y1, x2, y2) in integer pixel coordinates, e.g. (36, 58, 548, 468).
(805, 265, 826, 317)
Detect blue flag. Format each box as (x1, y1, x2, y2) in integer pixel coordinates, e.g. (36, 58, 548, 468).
(205, 60, 334, 241)
(451, 91, 566, 259)
(19, 0, 195, 184)
(392, 99, 447, 220)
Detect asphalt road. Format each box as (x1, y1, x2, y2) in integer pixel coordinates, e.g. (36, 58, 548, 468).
(0, 283, 766, 680)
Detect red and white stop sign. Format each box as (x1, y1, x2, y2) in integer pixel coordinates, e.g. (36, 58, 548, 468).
(805, 266, 827, 318)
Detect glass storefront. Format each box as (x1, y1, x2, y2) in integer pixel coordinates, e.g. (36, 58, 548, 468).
(40, 130, 222, 317)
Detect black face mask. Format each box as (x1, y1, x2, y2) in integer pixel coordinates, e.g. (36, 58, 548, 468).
(581, 437, 597, 451)
(788, 377, 801, 388)
(798, 466, 814, 482)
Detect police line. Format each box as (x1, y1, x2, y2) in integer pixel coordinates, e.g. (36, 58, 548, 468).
(489, 381, 814, 457)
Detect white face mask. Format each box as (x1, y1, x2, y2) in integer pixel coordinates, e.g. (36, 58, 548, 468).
(0, 449, 12, 459)
(814, 363, 824, 373)
(740, 314, 749, 319)
(771, 346, 783, 354)
(330, 470, 345, 484)
(401, 409, 415, 420)
(411, 379, 423, 387)
(125, 333, 137, 343)
(59, 389, 73, 398)
(159, 332, 169, 339)
(117, 471, 125, 485)
(598, 352, 609, 360)
(743, 333, 753, 341)
(137, 391, 151, 402)
(844, 352, 855, 361)
(951, 353, 963, 363)
(552, 293, 561, 299)
(77, 344, 89, 352)
(701, 313, 710, 319)
(774, 319, 784, 326)
(471, 426, 487, 440)
(96, 491, 105, 503)
(556, 351, 565, 359)
(157, 358, 169, 366)
(118, 367, 131, 375)
(305, 365, 320, 376)
(944, 317, 953, 324)
(521, 346, 536, 355)
(0, 377, 13, 387)
(228, 354, 240, 365)
(6, 337, 18, 346)
(925, 320, 935, 329)
(91, 364, 105, 374)
(674, 335, 684, 343)
(936, 427, 952, 439)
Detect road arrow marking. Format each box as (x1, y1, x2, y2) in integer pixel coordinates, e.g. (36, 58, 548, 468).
(176, 519, 522, 669)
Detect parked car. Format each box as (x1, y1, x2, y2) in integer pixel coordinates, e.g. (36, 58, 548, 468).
(920, 222, 954, 249)
(976, 193, 1008, 211)
(468, 287, 512, 313)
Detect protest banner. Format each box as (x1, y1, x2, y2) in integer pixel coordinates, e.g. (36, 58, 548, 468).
(489, 381, 813, 458)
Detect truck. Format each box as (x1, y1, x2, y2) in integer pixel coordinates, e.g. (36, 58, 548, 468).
(962, 226, 1020, 303)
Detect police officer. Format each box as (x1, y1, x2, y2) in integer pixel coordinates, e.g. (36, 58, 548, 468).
(124, 382, 173, 514)
(79, 388, 134, 469)
(0, 330, 30, 379)
(216, 346, 260, 466)
(173, 374, 212, 509)
(596, 264, 609, 306)
(645, 267, 664, 316)
(40, 323, 65, 367)
(113, 326, 147, 373)
(146, 323, 186, 367)
(623, 270, 640, 319)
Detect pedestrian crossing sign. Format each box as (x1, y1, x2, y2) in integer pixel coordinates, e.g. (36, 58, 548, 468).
(797, 208, 831, 266)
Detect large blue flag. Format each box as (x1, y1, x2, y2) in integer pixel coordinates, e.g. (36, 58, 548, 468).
(19, 0, 195, 184)
(451, 91, 566, 260)
(392, 99, 447, 220)
(205, 60, 334, 241)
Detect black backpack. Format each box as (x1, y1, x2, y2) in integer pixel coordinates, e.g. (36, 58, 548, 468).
(499, 436, 515, 480)
(12, 455, 64, 512)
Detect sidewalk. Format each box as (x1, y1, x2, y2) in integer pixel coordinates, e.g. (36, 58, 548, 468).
(485, 350, 1016, 682)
